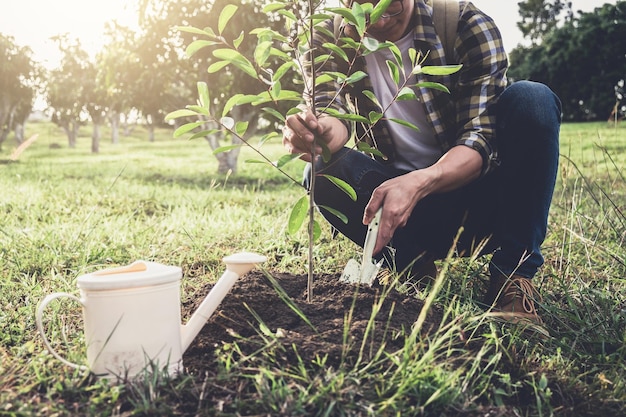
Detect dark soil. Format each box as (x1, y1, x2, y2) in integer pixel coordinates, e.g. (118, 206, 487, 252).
(177, 271, 619, 417)
(183, 271, 441, 372)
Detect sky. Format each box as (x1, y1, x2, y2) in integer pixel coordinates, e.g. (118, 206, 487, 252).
(0, 0, 616, 68)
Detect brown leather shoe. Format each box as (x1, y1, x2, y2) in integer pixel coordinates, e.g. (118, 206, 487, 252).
(485, 273, 545, 327)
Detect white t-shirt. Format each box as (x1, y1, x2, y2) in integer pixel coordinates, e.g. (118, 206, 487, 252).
(363, 32, 442, 171)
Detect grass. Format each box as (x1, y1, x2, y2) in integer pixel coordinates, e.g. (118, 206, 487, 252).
(1, 120, 625, 416)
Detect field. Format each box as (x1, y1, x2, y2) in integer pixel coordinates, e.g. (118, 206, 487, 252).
(0, 120, 625, 416)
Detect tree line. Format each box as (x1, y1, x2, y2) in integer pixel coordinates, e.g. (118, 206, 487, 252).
(1, 0, 624, 168)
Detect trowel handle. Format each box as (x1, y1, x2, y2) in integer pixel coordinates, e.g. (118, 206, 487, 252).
(362, 207, 382, 265)
(36, 293, 89, 371)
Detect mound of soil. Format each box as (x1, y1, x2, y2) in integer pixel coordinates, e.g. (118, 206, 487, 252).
(183, 271, 441, 372)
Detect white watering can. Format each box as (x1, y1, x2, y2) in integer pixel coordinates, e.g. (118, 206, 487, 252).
(36, 252, 266, 379)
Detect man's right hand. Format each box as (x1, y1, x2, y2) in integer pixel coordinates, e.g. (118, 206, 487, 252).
(282, 108, 348, 162)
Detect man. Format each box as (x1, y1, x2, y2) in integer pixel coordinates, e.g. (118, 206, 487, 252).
(281, 0, 562, 326)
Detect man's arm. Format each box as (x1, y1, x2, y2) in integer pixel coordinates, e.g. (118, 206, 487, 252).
(364, 145, 482, 255)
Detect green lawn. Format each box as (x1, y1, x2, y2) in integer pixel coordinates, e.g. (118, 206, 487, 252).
(0, 120, 624, 416)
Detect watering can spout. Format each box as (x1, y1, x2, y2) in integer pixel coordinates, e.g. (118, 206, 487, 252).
(180, 252, 266, 353)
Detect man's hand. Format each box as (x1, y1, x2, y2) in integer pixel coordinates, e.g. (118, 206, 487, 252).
(363, 146, 483, 255)
(282, 108, 348, 162)
(363, 169, 438, 255)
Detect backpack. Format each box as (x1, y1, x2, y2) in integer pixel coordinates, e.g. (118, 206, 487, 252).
(333, 0, 467, 62)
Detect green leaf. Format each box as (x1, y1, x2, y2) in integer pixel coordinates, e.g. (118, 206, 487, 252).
(185, 105, 210, 117)
(262, 3, 286, 13)
(345, 70, 368, 84)
(352, 2, 367, 34)
(370, 0, 393, 24)
(258, 131, 280, 146)
(173, 121, 203, 138)
(317, 140, 332, 163)
(269, 47, 290, 60)
(270, 80, 282, 99)
(245, 158, 271, 164)
(261, 107, 285, 123)
(207, 60, 229, 74)
(164, 109, 199, 121)
(312, 220, 322, 242)
(251, 89, 301, 105)
(315, 74, 335, 85)
(250, 28, 288, 43)
(213, 49, 257, 78)
(197, 82, 210, 109)
(233, 31, 245, 49)
(318, 205, 349, 224)
(174, 26, 212, 36)
(254, 40, 273, 67)
(188, 129, 219, 140)
(362, 90, 382, 109)
(388, 117, 420, 131)
(288, 196, 308, 235)
(368, 111, 383, 124)
(386, 60, 400, 85)
(276, 153, 302, 168)
(362, 36, 380, 52)
(327, 7, 360, 27)
(218, 4, 238, 35)
(278, 9, 297, 21)
(322, 42, 349, 62)
(319, 174, 357, 201)
(213, 144, 242, 155)
(222, 94, 244, 118)
(185, 40, 214, 57)
(397, 86, 416, 100)
(419, 64, 462, 76)
(387, 43, 402, 66)
(273, 61, 296, 82)
(357, 141, 387, 158)
(235, 121, 248, 136)
(415, 81, 451, 93)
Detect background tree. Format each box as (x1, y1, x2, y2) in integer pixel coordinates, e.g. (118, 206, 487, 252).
(517, 0, 573, 44)
(509, 1, 626, 121)
(83, 60, 109, 153)
(47, 36, 91, 148)
(140, 0, 295, 173)
(0, 34, 39, 150)
(98, 24, 137, 144)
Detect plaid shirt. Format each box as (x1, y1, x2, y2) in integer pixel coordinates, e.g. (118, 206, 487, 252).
(306, 0, 508, 176)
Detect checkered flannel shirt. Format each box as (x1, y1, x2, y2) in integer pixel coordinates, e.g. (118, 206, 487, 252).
(305, 0, 508, 176)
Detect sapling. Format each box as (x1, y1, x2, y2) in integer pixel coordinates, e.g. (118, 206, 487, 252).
(166, 0, 460, 301)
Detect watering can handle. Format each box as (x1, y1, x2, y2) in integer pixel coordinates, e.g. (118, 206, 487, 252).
(36, 293, 89, 371)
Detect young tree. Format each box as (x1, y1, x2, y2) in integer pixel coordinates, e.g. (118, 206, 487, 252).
(168, 0, 459, 299)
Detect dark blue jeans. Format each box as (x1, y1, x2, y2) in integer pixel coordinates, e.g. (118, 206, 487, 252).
(306, 81, 562, 279)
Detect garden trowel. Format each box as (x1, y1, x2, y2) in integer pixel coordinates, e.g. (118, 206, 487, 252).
(339, 207, 383, 286)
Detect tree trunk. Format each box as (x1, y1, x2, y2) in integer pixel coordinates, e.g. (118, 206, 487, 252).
(92, 123, 101, 153)
(148, 124, 155, 142)
(0, 129, 8, 151)
(147, 114, 155, 142)
(65, 121, 79, 148)
(203, 108, 260, 174)
(109, 111, 120, 144)
(14, 123, 24, 144)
